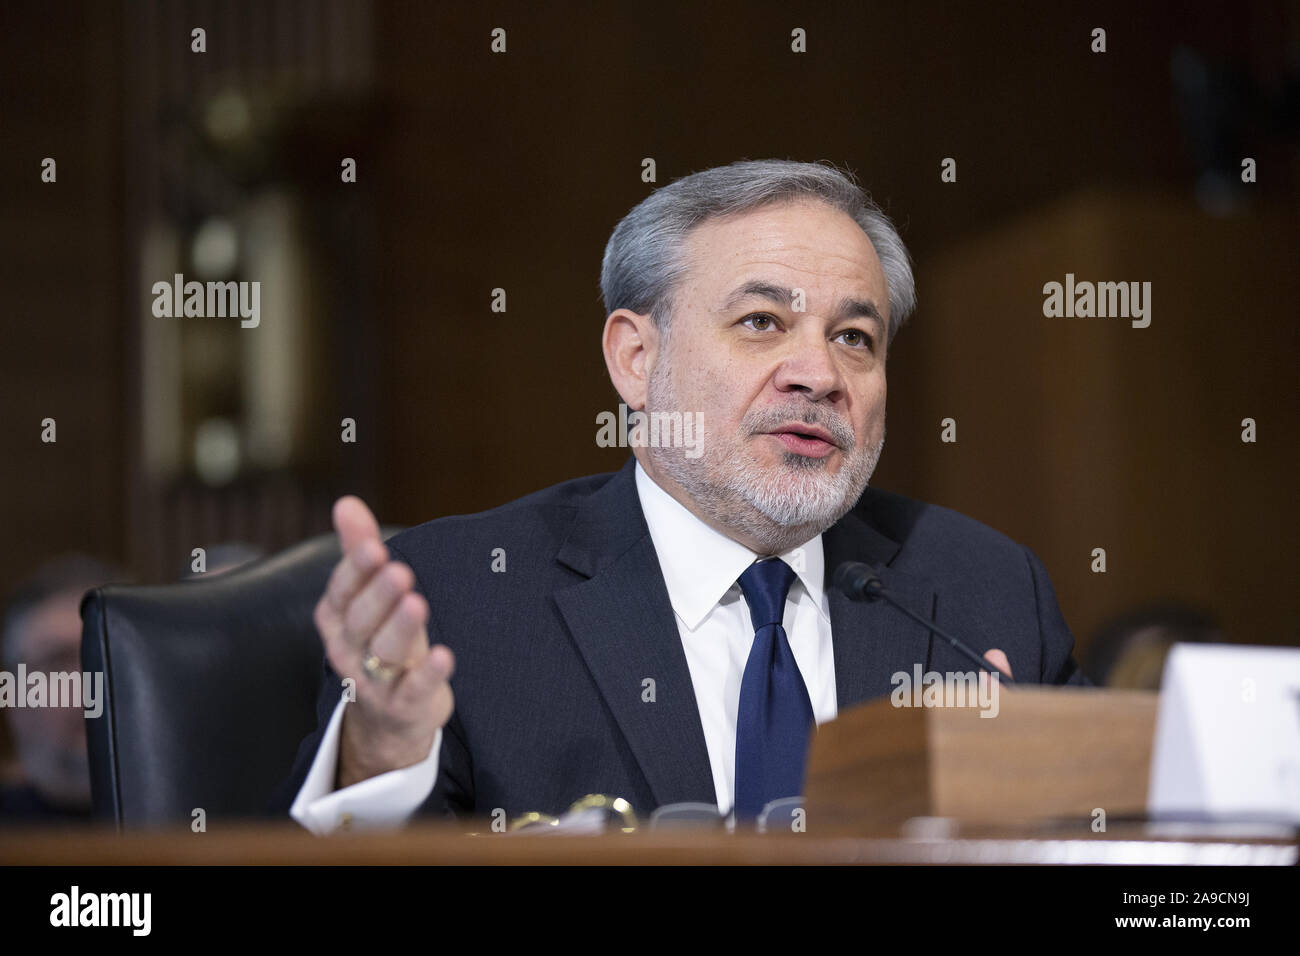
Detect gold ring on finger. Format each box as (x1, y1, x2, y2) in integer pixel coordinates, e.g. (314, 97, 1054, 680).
(361, 646, 407, 683)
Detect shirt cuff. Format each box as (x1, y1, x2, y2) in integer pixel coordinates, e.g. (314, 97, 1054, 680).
(289, 695, 442, 834)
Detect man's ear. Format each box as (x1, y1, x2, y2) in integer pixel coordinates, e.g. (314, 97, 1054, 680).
(602, 309, 659, 411)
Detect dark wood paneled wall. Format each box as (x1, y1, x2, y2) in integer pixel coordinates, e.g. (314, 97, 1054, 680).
(0, 2, 126, 586)
(366, 1, 1299, 653)
(0, 0, 1296, 664)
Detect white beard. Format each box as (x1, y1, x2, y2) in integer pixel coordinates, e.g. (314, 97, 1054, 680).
(644, 359, 884, 553)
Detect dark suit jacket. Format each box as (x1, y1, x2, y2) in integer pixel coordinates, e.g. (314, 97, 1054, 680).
(273, 457, 1088, 820)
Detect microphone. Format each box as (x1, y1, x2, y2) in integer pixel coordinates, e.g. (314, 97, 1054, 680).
(832, 561, 1016, 686)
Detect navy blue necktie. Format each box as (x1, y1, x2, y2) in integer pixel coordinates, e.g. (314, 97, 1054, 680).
(733, 557, 814, 820)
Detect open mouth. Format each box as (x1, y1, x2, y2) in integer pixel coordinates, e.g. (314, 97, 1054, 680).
(766, 427, 838, 459)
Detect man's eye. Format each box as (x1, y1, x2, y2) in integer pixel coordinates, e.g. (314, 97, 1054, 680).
(835, 328, 874, 350)
(741, 312, 778, 332)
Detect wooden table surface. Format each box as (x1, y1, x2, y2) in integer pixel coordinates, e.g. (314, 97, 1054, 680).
(1, 819, 1295, 865)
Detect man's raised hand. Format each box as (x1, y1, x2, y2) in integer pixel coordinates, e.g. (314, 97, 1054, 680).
(313, 496, 455, 789)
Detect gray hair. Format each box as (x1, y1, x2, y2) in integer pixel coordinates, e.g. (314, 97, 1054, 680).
(2, 553, 125, 668)
(600, 158, 916, 343)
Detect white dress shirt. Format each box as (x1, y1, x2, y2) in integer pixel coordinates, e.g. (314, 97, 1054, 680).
(290, 461, 836, 832)
(633, 462, 838, 815)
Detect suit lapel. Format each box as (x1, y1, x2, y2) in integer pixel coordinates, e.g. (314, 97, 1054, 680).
(823, 510, 937, 710)
(551, 460, 941, 806)
(552, 459, 718, 810)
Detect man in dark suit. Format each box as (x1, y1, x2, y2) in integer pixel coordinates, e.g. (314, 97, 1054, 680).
(277, 159, 1088, 833)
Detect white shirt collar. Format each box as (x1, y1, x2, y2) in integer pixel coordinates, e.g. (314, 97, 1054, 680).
(633, 460, 828, 631)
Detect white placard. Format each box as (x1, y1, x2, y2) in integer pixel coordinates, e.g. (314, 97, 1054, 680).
(1148, 643, 1300, 824)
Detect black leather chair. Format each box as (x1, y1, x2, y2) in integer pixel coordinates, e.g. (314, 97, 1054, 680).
(80, 529, 400, 829)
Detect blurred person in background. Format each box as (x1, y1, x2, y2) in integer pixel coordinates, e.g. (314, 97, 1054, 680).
(1082, 602, 1224, 690)
(0, 554, 125, 824)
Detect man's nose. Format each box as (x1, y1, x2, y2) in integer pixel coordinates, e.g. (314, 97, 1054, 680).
(771, 329, 844, 402)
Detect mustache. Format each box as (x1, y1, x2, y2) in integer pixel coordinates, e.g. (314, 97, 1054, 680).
(743, 405, 856, 450)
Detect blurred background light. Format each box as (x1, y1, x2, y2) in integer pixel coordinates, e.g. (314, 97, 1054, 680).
(191, 217, 240, 279)
(194, 417, 242, 486)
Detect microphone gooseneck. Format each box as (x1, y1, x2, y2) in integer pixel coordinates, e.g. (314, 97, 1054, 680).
(833, 561, 1016, 686)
